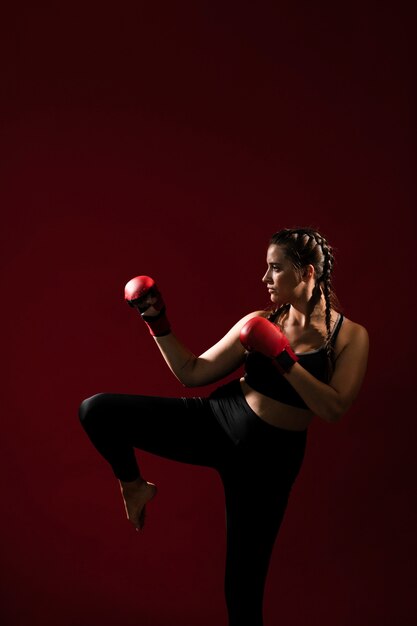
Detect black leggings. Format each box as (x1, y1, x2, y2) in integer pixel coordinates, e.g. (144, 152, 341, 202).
(78, 379, 307, 626)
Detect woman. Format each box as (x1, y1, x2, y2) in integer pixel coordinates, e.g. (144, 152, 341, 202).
(79, 227, 369, 626)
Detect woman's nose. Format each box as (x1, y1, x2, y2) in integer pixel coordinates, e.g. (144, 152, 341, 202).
(262, 270, 271, 283)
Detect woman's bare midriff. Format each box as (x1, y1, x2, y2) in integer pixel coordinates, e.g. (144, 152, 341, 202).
(239, 377, 314, 431)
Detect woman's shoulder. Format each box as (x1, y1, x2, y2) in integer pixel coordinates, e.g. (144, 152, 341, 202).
(240, 309, 271, 321)
(229, 309, 272, 332)
(339, 314, 368, 335)
(337, 314, 369, 352)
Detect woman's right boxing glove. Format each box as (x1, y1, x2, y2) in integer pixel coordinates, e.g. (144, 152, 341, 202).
(240, 316, 298, 374)
(124, 275, 171, 337)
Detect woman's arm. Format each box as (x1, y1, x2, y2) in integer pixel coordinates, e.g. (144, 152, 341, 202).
(153, 311, 266, 387)
(125, 275, 266, 386)
(283, 321, 369, 422)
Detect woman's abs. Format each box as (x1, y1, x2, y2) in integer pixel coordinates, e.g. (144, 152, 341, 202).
(239, 377, 314, 431)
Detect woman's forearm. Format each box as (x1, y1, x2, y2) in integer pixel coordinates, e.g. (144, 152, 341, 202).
(151, 316, 249, 389)
(153, 333, 198, 386)
(283, 365, 345, 422)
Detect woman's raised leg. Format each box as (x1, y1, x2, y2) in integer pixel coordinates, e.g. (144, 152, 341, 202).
(78, 392, 233, 529)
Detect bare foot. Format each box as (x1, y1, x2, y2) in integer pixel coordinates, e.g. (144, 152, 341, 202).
(119, 478, 157, 531)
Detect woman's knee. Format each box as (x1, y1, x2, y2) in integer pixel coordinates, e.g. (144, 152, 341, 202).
(78, 393, 109, 426)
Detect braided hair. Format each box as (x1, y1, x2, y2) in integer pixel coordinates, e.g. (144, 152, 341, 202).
(267, 227, 341, 379)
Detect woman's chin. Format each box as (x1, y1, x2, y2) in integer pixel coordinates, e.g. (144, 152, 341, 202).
(270, 292, 286, 308)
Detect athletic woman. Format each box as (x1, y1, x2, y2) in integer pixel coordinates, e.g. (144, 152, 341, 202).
(79, 227, 369, 626)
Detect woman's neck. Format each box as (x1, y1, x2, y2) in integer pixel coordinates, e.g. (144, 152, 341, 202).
(286, 298, 327, 328)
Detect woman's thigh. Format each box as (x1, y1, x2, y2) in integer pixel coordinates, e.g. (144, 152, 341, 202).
(79, 392, 235, 470)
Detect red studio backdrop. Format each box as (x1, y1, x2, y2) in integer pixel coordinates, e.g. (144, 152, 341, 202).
(1, 3, 416, 625)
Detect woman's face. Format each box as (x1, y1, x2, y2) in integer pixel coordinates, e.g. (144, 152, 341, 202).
(262, 244, 303, 305)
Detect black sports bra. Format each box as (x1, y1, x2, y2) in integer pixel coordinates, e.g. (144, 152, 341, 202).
(244, 313, 344, 409)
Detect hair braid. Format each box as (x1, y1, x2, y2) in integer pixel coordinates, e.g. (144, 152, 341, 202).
(267, 302, 290, 328)
(316, 236, 334, 375)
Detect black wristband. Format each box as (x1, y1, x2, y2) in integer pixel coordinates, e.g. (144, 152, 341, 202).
(141, 306, 171, 337)
(274, 349, 297, 374)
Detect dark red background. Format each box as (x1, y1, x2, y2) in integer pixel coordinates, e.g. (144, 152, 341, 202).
(1, 2, 416, 625)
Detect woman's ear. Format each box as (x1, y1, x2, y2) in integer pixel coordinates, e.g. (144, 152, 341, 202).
(301, 264, 315, 282)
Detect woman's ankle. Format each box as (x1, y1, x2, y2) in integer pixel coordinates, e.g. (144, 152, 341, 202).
(119, 476, 144, 491)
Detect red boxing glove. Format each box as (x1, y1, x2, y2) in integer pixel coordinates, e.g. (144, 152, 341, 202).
(240, 316, 299, 374)
(124, 275, 171, 337)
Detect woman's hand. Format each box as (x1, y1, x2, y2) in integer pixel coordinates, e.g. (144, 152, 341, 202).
(124, 275, 171, 337)
(239, 316, 299, 373)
